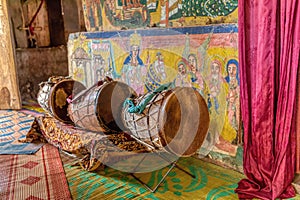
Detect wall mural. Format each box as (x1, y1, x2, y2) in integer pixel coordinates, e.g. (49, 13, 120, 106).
(68, 25, 240, 159)
(81, 0, 238, 31)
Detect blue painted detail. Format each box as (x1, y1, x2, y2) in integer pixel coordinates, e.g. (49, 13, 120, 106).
(82, 25, 238, 39)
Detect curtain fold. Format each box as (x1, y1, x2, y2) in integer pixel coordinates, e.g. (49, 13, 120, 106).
(235, 0, 300, 199)
(297, 57, 300, 173)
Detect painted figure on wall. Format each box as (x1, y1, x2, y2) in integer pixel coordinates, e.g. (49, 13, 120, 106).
(83, 0, 238, 31)
(187, 53, 205, 95)
(145, 52, 167, 92)
(153, 52, 167, 80)
(174, 60, 192, 87)
(225, 59, 240, 142)
(95, 67, 106, 82)
(93, 55, 105, 82)
(102, 0, 149, 30)
(119, 32, 147, 95)
(91, 40, 115, 83)
(182, 33, 211, 96)
(208, 59, 224, 114)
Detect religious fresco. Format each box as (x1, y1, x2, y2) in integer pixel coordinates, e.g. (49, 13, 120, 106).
(82, 0, 150, 31)
(91, 40, 115, 83)
(68, 25, 240, 158)
(81, 0, 238, 31)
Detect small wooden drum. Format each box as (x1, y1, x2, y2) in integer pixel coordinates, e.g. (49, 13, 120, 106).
(122, 87, 210, 157)
(37, 76, 86, 123)
(68, 78, 137, 133)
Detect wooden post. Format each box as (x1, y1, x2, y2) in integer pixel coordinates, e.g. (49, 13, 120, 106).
(61, 0, 81, 42)
(45, 0, 65, 46)
(7, 0, 27, 48)
(0, 0, 21, 109)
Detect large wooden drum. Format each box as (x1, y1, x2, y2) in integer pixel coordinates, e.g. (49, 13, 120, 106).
(122, 87, 210, 157)
(68, 78, 137, 133)
(37, 76, 86, 123)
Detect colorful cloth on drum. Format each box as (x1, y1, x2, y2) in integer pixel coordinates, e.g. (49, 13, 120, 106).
(26, 115, 149, 171)
(0, 110, 44, 154)
(123, 82, 174, 114)
(65, 156, 245, 200)
(0, 144, 71, 199)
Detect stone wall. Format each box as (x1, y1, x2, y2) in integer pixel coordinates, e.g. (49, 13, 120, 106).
(15, 46, 68, 102)
(7, 0, 84, 102)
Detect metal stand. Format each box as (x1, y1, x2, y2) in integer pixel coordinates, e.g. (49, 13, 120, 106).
(129, 152, 196, 193)
(131, 160, 195, 193)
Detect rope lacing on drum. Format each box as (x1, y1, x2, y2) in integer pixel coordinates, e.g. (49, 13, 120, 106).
(122, 82, 175, 150)
(123, 82, 174, 114)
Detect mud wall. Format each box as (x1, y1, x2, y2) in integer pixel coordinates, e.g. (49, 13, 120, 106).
(15, 46, 68, 101)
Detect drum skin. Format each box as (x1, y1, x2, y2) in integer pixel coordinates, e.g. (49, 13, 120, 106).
(68, 80, 137, 133)
(158, 87, 210, 157)
(122, 87, 210, 157)
(37, 77, 86, 124)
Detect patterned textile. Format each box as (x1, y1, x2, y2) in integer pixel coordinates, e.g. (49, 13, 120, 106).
(22, 101, 45, 112)
(0, 110, 44, 154)
(0, 144, 71, 200)
(65, 156, 245, 200)
(26, 115, 149, 171)
(20, 101, 46, 117)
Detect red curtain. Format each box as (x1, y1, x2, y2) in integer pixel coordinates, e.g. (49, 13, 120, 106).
(297, 65, 300, 173)
(235, 0, 300, 199)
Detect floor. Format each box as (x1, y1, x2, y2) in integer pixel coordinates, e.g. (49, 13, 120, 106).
(293, 175, 300, 194)
(1, 104, 300, 200)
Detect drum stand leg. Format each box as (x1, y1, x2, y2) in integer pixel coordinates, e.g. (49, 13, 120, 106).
(128, 136, 195, 192)
(130, 156, 195, 193)
(159, 153, 196, 179)
(173, 163, 196, 179)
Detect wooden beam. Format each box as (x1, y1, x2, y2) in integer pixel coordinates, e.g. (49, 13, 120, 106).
(45, 0, 65, 46)
(0, 0, 21, 109)
(7, 0, 28, 48)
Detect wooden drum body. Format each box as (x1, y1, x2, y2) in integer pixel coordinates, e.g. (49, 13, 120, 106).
(37, 76, 86, 123)
(68, 79, 137, 133)
(122, 87, 210, 157)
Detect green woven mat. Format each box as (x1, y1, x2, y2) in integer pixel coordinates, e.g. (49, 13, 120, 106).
(65, 156, 247, 200)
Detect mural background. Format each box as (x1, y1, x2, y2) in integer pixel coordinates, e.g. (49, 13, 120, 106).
(81, 0, 238, 31)
(68, 24, 242, 171)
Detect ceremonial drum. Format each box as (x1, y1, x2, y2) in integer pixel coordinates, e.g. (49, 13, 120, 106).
(37, 76, 86, 123)
(122, 87, 210, 157)
(68, 78, 137, 133)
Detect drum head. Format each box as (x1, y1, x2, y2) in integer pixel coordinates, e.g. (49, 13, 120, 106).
(158, 87, 210, 157)
(50, 79, 86, 123)
(97, 81, 137, 132)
